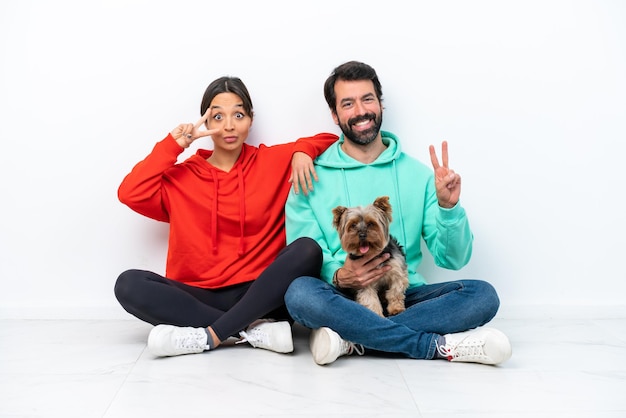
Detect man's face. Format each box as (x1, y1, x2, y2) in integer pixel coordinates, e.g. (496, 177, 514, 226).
(332, 79, 383, 146)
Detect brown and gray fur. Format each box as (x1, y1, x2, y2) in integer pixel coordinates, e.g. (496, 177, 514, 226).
(332, 196, 409, 317)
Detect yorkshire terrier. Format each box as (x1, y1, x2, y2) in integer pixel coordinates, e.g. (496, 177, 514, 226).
(332, 196, 409, 317)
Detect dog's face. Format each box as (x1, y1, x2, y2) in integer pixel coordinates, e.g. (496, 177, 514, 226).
(332, 196, 393, 258)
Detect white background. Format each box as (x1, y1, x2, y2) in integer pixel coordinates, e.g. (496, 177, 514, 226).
(1, 0, 624, 318)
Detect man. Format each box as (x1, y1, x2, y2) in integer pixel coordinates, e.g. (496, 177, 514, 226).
(284, 61, 512, 366)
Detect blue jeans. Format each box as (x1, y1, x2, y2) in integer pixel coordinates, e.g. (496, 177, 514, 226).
(284, 277, 500, 359)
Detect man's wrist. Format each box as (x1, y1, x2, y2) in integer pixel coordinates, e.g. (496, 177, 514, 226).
(332, 268, 343, 288)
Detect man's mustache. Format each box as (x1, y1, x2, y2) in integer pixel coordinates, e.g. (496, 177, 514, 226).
(348, 114, 376, 126)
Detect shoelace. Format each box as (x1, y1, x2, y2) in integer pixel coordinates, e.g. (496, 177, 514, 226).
(437, 337, 486, 361)
(175, 332, 209, 350)
(344, 340, 365, 356)
(236, 328, 267, 347)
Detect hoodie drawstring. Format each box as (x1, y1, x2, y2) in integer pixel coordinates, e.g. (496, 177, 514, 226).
(391, 160, 408, 248)
(340, 168, 351, 207)
(237, 165, 246, 256)
(339, 161, 408, 249)
(208, 165, 246, 256)
(210, 170, 219, 253)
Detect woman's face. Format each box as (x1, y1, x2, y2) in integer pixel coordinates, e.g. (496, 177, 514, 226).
(205, 92, 252, 152)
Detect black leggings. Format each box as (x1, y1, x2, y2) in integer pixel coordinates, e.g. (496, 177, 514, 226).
(114, 237, 322, 342)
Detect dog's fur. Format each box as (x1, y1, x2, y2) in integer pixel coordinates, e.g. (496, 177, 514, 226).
(332, 196, 409, 317)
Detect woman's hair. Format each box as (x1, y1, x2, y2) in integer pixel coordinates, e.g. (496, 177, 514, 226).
(323, 61, 383, 114)
(200, 76, 254, 120)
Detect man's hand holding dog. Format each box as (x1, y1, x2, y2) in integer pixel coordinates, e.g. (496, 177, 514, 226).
(429, 141, 461, 209)
(335, 252, 392, 289)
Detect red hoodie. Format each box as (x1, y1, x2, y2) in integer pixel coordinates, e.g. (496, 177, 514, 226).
(118, 133, 338, 289)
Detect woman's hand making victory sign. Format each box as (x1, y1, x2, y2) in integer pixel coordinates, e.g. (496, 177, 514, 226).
(171, 109, 219, 149)
(429, 141, 461, 209)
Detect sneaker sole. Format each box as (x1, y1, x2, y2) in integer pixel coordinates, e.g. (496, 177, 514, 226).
(309, 327, 339, 365)
(147, 324, 174, 357)
(482, 328, 512, 364)
(265, 321, 294, 353)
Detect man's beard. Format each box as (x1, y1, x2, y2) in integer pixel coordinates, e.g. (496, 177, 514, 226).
(339, 112, 383, 146)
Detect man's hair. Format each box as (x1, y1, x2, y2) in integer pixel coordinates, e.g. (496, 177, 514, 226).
(200, 76, 254, 120)
(323, 61, 383, 114)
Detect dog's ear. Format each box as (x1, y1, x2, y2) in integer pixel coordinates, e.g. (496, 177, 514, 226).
(332, 206, 348, 230)
(373, 196, 393, 222)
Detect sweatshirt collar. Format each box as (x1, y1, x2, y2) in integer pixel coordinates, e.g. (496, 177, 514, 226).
(315, 130, 401, 168)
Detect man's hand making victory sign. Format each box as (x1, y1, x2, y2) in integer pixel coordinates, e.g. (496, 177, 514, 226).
(429, 141, 461, 209)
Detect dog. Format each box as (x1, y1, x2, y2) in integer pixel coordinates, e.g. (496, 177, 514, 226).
(332, 196, 409, 317)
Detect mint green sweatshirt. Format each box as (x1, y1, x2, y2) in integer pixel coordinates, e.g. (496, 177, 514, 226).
(285, 131, 473, 288)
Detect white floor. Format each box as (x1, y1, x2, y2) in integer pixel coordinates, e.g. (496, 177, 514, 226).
(1, 314, 625, 417)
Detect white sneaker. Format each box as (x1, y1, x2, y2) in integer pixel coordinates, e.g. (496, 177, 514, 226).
(309, 327, 364, 365)
(438, 327, 512, 365)
(147, 324, 210, 357)
(237, 319, 293, 353)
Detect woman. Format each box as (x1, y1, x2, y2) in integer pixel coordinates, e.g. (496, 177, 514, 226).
(115, 76, 337, 357)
